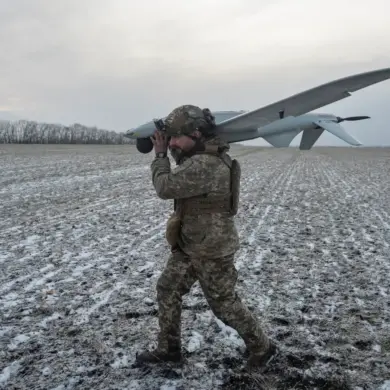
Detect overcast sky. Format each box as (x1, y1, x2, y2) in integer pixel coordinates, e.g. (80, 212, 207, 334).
(1, 0, 390, 146)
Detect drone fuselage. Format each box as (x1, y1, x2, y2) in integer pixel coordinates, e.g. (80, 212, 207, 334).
(127, 111, 343, 152)
(124, 67, 390, 152)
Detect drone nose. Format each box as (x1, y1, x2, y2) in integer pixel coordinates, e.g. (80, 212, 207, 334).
(124, 129, 137, 138)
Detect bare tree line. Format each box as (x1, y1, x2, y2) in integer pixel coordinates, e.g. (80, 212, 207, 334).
(0, 119, 135, 145)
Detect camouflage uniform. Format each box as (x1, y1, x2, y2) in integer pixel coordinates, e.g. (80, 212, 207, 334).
(136, 105, 275, 367)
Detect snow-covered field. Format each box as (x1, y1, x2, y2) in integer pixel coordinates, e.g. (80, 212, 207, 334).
(1, 144, 390, 390)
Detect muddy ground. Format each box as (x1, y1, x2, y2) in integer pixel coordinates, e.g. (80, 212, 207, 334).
(1, 144, 389, 389)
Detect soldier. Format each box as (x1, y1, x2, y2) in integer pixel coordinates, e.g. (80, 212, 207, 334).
(135, 105, 277, 368)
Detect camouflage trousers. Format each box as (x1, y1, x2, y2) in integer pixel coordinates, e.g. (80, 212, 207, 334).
(155, 248, 270, 354)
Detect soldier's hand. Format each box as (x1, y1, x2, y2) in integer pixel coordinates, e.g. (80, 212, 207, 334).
(151, 130, 168, 153)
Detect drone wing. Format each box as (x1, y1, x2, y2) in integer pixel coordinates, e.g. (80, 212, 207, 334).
(216, 67, 390, 132)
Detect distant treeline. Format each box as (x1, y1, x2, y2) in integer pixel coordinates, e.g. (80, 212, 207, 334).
(0, 119, 135, 145)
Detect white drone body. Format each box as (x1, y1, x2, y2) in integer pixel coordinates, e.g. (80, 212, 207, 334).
(124, 67, 390, 152)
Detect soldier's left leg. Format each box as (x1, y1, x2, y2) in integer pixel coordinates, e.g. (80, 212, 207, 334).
(156, 249, 197, 353)
(193, 254, 275, 366)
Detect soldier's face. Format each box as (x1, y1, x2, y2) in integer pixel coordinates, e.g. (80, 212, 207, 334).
(168, 134, 196, 151)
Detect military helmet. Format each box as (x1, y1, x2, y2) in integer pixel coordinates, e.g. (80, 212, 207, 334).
(163, 104, 215, 137)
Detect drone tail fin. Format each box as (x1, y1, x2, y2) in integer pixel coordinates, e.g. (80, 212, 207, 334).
(312, 120, 362, 146)
(262, 129, 301, 147)
(300, 128, 325, 150)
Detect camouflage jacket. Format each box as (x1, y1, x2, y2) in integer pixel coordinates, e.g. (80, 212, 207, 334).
(151, 136, 240, 259)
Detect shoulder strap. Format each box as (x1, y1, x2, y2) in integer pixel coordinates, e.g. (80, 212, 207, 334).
(219, 152, 232, 168)
(195, 144, 233, 168)
(174, 198, 185, 219)
(195, 144, 220, 155)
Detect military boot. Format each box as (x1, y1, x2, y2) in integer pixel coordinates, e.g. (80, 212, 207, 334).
(135, 346, 182, 364)
(247, 340, 278, 369)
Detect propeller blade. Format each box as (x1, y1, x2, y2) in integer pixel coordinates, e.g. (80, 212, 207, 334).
(337, 116, 370, 122)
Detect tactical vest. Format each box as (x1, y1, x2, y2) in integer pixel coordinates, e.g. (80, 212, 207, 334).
(166, 145, 240, 247)
(175, 144, 241, 217)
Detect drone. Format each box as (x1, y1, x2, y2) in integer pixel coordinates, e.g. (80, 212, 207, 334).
(124, 67, 390, 153)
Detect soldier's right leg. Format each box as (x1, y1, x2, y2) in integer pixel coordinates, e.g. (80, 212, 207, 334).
(135, 248, 197, 364)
